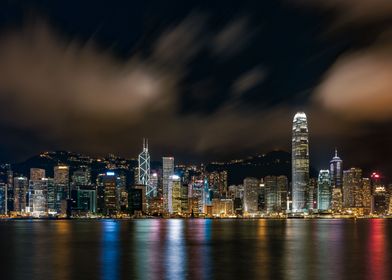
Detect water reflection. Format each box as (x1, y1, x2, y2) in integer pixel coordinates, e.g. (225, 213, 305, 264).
(367, 219, 389, 280)
(101, 220, 119, 280)
(1, 219, 392, 280)
(165, 219, 187, 279)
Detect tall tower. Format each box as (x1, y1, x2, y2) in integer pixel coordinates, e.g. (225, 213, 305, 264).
(138, 138, 152, 196)
(162, 157, 174, 212)
(329, 149, 343, 189)
(291, 112, 310, 212)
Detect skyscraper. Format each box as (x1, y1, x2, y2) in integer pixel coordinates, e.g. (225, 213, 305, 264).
(292, 112, 309, 212)
(13, 177, 28, 213)
(103, 171, 117, 215)
(162, 157, 174, 212)
(54, 165, 70, 200)
(168, 175, 181, 214)
(342, 168, 362, 209)
(330, 149, 343, 189)
(138, 138, 152, 196)
(243, 177, 260, 215)
(317, 170, 331, 211)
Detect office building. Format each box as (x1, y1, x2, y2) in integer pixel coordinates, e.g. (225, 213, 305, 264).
(162, 157, 174, 212)
(243, 177, 260, 215)
(292, 112, 310, 212)
(317, 170, 331, 211)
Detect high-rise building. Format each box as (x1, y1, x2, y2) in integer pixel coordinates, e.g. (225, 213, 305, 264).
(54, 165, 70, 199)
(29, 178, 49, 217)
(372, 186, 388, 215)
(307, 178, 317, 210)
(138, 138, 152, 196)
(330, 149, 343, 189)
(150, 172, 158, 198)
(291, 112, 310, 212)
(168, 175, 181, 214)
(362, 178, 372, 215)
(317, 170, 331, 211)
(189, 179, 204, 215)
(277, 175, 288, 212)
(129, 184, 147, 215)
(13, 177, 28, 213)
(162, 157, 174, 212)
(71, 166, 91, 187)
(30, 168, 46, 181)
(0, 183, 6, 215)
(243, 177, 260, 215)
(264, 176, 278, 212)
(103, 171, 117, 215)
(331, 188, 343, 212)
(342, 168, 362, 209)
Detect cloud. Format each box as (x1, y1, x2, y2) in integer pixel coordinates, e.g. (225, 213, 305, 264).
(211, 17, 253, 57)
(295, 0, 392, 30)
(0, 16, 288, 161)
(314, 45, 392, 121)
(231, 66, 267, 97)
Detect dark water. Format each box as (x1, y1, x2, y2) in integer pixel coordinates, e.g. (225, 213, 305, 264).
(1, 219, 392, 280)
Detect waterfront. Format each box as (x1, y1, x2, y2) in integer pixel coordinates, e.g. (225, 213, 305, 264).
(1, 219, 392, 280)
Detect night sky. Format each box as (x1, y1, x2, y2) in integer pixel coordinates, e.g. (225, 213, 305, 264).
(0, 0, 392, 176)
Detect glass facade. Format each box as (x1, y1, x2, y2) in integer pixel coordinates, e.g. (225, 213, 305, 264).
(317, 170, 331, 211)
(292, 112, 309, 212)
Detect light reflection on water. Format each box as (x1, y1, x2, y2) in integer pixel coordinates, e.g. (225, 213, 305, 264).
(1, 219, 392, 280)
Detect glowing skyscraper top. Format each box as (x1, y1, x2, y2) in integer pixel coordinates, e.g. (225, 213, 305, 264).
(291, 112, 309, 212)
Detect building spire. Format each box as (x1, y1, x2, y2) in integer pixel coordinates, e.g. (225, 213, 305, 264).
(335, 148, 338, 157)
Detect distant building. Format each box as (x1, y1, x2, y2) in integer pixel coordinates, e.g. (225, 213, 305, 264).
(362, 178, 372, 215)
(168, 175, 181, 214)
(317, 170, 331, 211)
(30, 168, 46, 181)
(129, 184, 147, 215)
(342, 168, 362, 209)
(307, 178, 317, 210)
(29, 178, 49, 217)
(162, 157, 174, 212)
(243, 177, 260, 215)
(54, 165, 70, 200)
(138, 138, 152, 197)
(292, 112, 310, 212)
(103, 172, 117, 215)
(329, 149, 343, 189)
(331, 188, 343, 212)
(13, 177, 28, 213)
(372, 186, 388, 215)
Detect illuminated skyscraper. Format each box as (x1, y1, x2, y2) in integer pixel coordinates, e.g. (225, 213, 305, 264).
(13, 177, 28, 212)
(168, 175, 181, 214)
(138, 138, 152, 196)
(162, 157, 174, 212)
(330, 149, 343, 189)
(317, 170, 331, 211)
(342, 168, 362, 208)
(243, 177, 260, 215)
(54, 165, 70, 199)
(292, 112, 309, 212)
(30, 168, 45, 181)
(103, 171, 117, 215)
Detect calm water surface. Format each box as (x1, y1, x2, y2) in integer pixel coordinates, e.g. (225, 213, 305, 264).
(1, 219, 392, 280)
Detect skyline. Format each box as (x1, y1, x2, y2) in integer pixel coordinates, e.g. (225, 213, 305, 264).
(0, 1, 391, 176)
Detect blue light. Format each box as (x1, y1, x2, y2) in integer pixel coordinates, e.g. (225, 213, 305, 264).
(106, 171, 115, 176)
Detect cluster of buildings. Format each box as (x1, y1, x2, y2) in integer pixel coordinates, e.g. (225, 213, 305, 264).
(291, 112, 392, 217)
(0, 113, 391, 218)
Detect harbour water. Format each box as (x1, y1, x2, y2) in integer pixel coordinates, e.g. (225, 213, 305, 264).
(1, 219, 391, 280)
